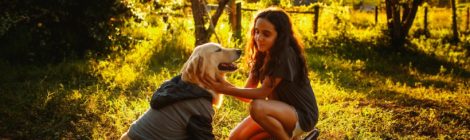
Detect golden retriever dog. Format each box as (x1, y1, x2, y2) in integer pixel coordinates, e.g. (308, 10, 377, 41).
(120, 42, 241, 140)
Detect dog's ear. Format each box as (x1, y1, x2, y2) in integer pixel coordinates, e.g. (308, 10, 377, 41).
(182, 55, 195, 79)
(194, 56, 206, 74)
(195, 55, 205, 78)
(182, 55, 204, 80)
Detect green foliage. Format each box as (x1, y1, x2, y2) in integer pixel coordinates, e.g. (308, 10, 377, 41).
(0, 1, 469, 139)
(0, 0, 133, 64)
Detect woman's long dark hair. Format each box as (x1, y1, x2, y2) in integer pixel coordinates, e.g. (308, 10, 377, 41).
(245, 7, 308, 85)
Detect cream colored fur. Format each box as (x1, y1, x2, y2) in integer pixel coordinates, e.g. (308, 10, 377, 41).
(120, 42, 240, 140)
(180, 42, 240, 108)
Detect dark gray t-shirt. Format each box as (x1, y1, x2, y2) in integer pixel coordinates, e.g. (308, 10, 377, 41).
(267, 46, 319, 132)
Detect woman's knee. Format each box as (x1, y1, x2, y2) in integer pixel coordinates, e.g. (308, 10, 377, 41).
(229, 116, 262, 140)
(250, 99, 267, 119)
(229, 128, 247, 140)
(228, 132, 240, 140)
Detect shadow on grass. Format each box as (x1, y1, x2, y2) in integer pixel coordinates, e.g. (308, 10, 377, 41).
(366, 89, 468, 137)
(306, 36, 470, 137)
(0, 60, 100, 139)
(0, 40, 192, 139)
(307, 36, 470, 91)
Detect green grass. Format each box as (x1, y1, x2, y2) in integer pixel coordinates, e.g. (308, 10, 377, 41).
(1, 1, 469, 139)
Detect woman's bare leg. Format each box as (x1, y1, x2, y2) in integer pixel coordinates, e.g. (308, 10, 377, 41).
(229, 116, 270, 140)
(250, 132, 271, 140)
(250, 99, 298, 140)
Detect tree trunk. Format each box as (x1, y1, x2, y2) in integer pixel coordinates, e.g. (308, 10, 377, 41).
(228, 0, 241, 40)
(191, 0, 208, 45)
(385, 0, 424, 48)
(190, 0, 230, 46)
(451, 0, 460, 43)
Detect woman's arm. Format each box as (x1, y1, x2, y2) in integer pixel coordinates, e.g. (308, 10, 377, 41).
(244, 73, 259, 88)
(235, 73, 258, 102)
(214, 76, 282, 99)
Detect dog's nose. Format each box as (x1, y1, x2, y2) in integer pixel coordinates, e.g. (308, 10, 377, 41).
(236, 50, 242, 56)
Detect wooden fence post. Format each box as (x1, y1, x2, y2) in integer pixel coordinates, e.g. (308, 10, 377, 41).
(228, 1, 241, 41)
(235, 2, 241, 40)
(466, 7, 469, 31)
(451, 0, 459, 43)
(424, 6, 428, 32)
(313, 5, 320, 34)
(229, 0, 236, 29)
(375, 6, 378, 24)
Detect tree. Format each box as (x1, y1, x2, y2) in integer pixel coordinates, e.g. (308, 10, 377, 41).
(451, 0, 460, 43)
(0, 0, 131, 63)
(190, 0, 230, 45)
(385, 0, 425, 48)
(228, 0, 241, 40)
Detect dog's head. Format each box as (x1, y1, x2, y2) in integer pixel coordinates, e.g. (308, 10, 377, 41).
(181, 42, 242, 107)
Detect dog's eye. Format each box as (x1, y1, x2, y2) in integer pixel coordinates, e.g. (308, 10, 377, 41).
(215, 48, 222, 52)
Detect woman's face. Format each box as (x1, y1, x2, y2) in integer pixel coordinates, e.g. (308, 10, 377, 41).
(254, 18, 277, 53)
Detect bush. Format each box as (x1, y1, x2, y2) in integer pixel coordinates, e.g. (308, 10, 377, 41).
(0, 0, 132, 64)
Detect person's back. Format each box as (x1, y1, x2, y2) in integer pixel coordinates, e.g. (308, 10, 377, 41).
(127, 98, 213, 140)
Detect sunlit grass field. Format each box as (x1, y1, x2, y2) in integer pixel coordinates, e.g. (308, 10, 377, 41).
(1, 1, 469, 139)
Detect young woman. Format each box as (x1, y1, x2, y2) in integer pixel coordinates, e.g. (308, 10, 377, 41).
(205, 7, 319, 140)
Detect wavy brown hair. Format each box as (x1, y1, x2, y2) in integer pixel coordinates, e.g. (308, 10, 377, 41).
(245, 7, 308, 85)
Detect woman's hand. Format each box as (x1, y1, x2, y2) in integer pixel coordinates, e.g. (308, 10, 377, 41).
(201, 76, 234, 93)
